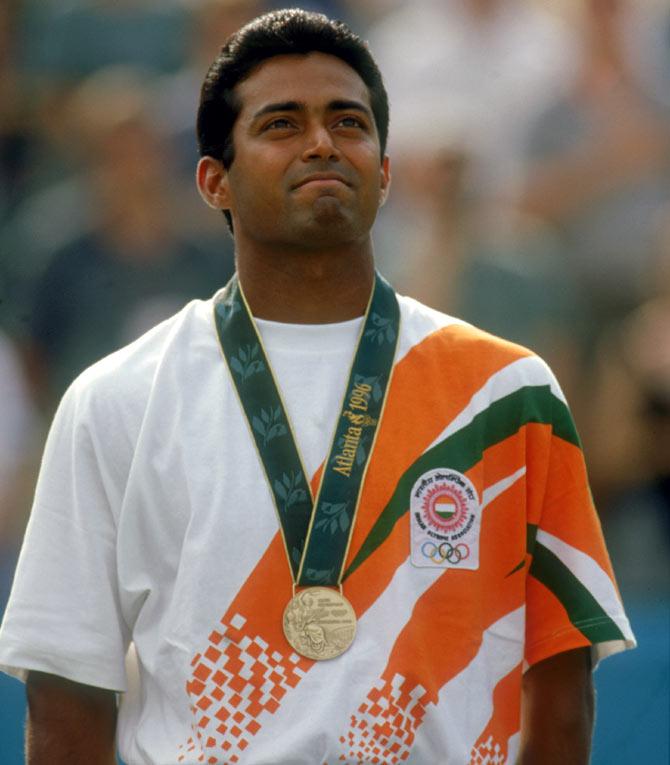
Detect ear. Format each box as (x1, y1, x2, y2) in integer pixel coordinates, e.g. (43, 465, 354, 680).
(196, 156, 232, 210)
(379, 154, 391, 207)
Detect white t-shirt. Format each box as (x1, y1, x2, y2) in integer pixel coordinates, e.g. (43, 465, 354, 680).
(253, 315, 363, 479)
(0, 294, 634, 765)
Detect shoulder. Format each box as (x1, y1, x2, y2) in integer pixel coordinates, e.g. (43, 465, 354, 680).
(395, 293, 567, 414)
(62, 297, 216, 430)
(397, 293, 548, 366)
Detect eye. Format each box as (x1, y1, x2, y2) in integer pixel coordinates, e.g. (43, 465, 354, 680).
(336, 115, 365, 129)
(263, 117, 295, 131)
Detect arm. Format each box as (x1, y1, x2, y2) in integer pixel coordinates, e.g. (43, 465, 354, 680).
(25, 671, 118, 765)
(518, 647, 594, 765)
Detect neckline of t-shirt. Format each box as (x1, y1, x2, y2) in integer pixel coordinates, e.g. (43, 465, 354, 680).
(254, 315, 364, 353)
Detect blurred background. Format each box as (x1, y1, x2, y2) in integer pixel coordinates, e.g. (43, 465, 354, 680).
(0, 0, 668, 762)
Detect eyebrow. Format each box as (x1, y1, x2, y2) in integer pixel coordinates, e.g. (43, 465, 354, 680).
(251, 99, 373, 121)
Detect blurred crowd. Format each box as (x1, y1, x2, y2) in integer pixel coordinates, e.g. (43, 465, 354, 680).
(1, 0, 670, 610)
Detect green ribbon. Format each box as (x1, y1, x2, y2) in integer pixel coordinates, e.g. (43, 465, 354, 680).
(213, 272, 400, 587)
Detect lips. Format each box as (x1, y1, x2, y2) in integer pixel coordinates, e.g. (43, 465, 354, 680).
(292, 173, 351, 190)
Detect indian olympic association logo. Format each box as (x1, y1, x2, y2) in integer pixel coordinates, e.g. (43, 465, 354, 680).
(422, 480, 470, 534)
(410, 468, 482, 570)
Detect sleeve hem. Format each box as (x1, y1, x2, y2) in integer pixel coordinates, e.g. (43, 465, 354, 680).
(0, 639, 127, 692)
(525, 615, 637, 670)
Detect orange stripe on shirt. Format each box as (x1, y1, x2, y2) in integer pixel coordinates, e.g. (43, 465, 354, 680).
(524, 575, 591, 667)
(539, 436, 615, 577)
(469, 663, 523, 764)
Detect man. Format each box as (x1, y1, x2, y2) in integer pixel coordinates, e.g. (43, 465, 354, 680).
(0, 9, 635, 764)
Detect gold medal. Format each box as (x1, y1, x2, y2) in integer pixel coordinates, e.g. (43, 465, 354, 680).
(283, 587, 357, 661)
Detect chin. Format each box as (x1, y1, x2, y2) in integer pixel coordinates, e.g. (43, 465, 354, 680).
(310, 195, 350, 222)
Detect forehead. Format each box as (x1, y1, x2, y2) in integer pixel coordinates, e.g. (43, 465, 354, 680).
(234, 52, 372, 115)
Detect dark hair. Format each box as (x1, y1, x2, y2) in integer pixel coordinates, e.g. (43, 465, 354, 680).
(197, 8, 389, 230)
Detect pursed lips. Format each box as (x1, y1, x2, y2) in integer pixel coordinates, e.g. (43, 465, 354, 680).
(291, 172, 352, 190)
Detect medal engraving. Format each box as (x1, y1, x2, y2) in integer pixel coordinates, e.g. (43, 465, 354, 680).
(283, 588, 356, 660)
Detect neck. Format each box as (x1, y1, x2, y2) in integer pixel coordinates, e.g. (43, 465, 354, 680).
(235, 241, 376, 323)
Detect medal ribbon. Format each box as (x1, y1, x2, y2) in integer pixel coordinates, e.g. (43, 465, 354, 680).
(213, 272, 400, 587)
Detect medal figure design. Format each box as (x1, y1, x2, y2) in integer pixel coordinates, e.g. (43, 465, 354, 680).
(283, 588, 357, 660)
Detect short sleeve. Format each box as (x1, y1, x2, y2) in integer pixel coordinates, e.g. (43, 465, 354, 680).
(0, 378, 130, 691)
(524, 369, 636, 669)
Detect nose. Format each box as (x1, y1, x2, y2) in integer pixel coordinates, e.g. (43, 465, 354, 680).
(301, 122, 340, 162)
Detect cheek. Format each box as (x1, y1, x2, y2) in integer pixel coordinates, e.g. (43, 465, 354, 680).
(352, 147, 386, 194)
(361, 168, 386, 207)
(228, 161, 284, 214)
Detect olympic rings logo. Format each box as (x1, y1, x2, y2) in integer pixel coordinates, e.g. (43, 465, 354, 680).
(421, 540, 470, 565)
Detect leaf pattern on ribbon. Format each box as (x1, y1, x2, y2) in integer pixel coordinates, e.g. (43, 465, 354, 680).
(215, 294, 242, 321)
(353, 374, 384, 403)
(364, 312, 396, 345)
(229, 343, 265, 381)
(273, 471, 308, 513)
(304, 566, 335, 585)
(252, 406, 287, 447)
(331, 431, 370, 469)
(314, 502, 350, 535)
(355, 433, 371, 466)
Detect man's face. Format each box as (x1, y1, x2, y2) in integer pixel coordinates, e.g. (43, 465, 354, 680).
(202, 52, 390, 250)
